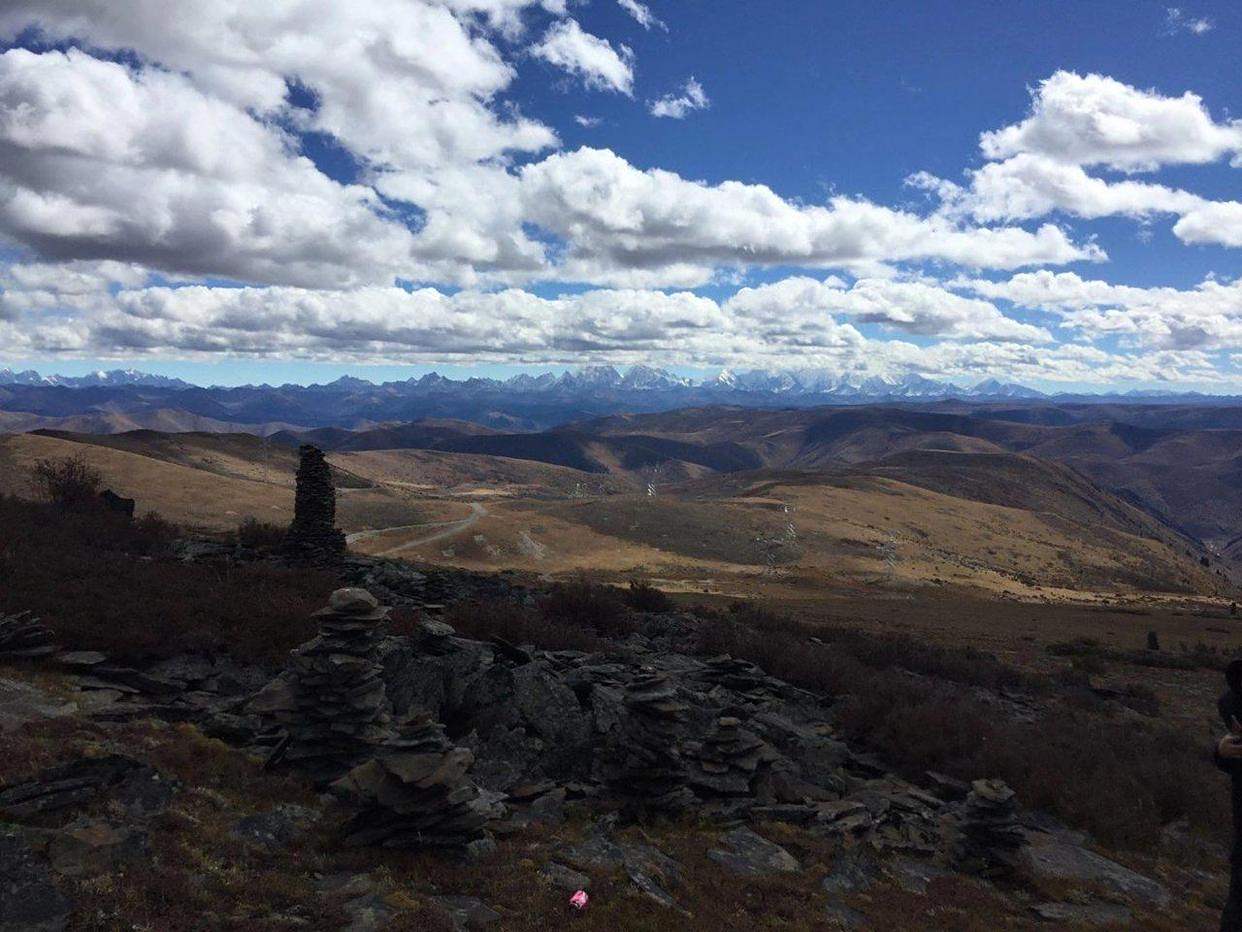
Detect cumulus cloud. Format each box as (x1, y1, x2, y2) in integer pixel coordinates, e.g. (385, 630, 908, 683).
(532, 19, 635, 95)
(0, 48, 422, 288)
(725, 276, 1051, 343)
(3, 263, 1235, 386)
(914, 71, 1242, 249)
(575, 114, 602, 127)
(649, 77, 709, 119)
(617, 0, 665, 30)
(0, 2, 560, 285)
(958, 271, 1242, 351)
(979, 71, 1242, 171)
(520, 147, 1102, 284)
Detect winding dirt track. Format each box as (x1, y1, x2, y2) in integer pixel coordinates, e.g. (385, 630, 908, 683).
(365, 501, 489, 556)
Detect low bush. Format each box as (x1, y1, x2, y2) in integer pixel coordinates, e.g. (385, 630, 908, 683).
(624, 578, 675, 613)
(539, 576, 638, 639)
(236, 515, 287, 549)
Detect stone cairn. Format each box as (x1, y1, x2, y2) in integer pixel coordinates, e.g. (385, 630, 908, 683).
(0, 611, 56, 659)
(332, 711, 494, 855)
(686, 715, 773, 797)
(608, 669, 695, 817)
(948, 779, 1024, 877)
(696, 655, 775, 702)
(283, 444, 346, 561)
(256, 588, 393, 785)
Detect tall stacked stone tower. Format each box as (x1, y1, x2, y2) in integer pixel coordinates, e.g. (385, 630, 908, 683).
(284, 444, 346, 560)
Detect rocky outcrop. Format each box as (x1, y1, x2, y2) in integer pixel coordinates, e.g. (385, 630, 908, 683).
(283, 444, 346, 561)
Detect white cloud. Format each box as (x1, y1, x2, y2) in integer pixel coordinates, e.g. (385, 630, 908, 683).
(1165, 7, 1214, 35)
(575, 114, 602, 128)
(914, 71, 1242, 249)
(979, 71, 1242, 171)
(958, 271, 1242, 351)
(532, 19, 635, 95)
(725, 276, 1051, 343)
(0, 48, 420, 288)
(3, 264, 1235, 386)
(0, 2, 560, 285)
(649, 77, 709, 119)
(520, 147, 1103, 283)
(617, 0, 665, 30)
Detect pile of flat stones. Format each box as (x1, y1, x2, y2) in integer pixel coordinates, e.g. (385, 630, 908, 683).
(0, 611, 56, 659)
(685, 715, 775, 797)
(949, 778, 1024, 876)
(283, 444, 346, 561)
(606, 669, 695, 816)
(242, 590, 1035, 871)
(250, 588, 393, 785)
(331, 712, 495, 857)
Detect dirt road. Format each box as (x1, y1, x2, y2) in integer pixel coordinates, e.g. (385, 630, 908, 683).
(369, 501, 489, 556)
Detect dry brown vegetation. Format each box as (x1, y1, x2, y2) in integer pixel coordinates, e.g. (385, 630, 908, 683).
(0, 495, 335, 661)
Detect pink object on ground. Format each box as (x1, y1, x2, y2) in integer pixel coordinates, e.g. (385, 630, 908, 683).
(569, 890, 589, 910)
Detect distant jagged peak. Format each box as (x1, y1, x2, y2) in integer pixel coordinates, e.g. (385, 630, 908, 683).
(966, 377, 1046, 398)
(0, 367, 191, 389)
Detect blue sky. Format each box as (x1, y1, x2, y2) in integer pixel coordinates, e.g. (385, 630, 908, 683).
(0, 1, 1240, 390)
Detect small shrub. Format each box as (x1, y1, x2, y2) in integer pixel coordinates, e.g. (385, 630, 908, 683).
(237, 516, 287, 549)
(624, 579, 674, 613)
(539, 576, 636, 638)
(29, 454, 102, 508)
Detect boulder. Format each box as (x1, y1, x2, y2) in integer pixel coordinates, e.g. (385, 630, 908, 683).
(707, 827, 800, 876)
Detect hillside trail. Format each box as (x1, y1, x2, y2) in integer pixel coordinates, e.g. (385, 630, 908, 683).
(367, 501, 489, 556)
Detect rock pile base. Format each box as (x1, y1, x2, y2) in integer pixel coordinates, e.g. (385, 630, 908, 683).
(251, 588, 392, 785)
(949, 779, 1024, 876)
(608, 670, 694, 816)
(332, 713, 494, 855)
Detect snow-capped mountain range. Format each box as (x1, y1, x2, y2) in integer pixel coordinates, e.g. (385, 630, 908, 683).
(1, 364, 1230, 401)
(0, 368, 191, 389)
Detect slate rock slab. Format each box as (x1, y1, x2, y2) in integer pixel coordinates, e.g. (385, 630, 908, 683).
(821, 851, 881, 896)
(0, 831, 73, 932)
(539, 862, 589, 891)
(0, 676, 75, 732)
(1032, 901, 1134, 925)
(46, 819, 149, 878)
(707, 827, 800, 876)
(1020, 832, 1170, 908)
(823, 903, 868, 929)
(886, 856, 955, 895)
(232, 804, 319, 849)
